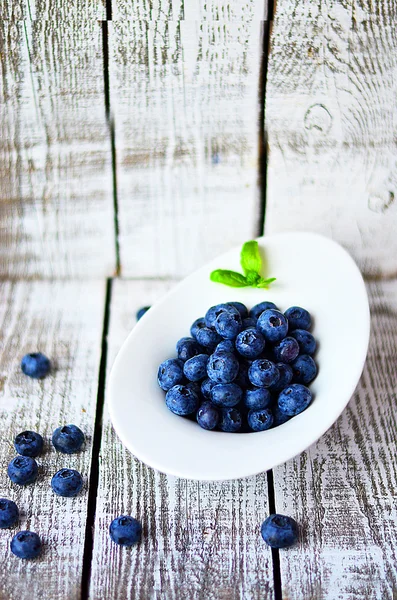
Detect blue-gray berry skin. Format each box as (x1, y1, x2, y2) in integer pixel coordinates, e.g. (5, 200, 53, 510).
(244, 387, 272, 410)
(291, 355, 317, 384)
(0, 498, 19, 528)
(190, 317, 206, 339)
(290, 329, 317, 355)
(269, 363, 293, 393)
(157, 358, 184, 391)
(21, 352, 50, 379)
(205, 303, 238, 328)
(176, 337, 202, 362)
(241, 317, 257, 330)
(201, 377, 216, 400)
(51, 469, 83, 497)
(214, 340, 235, 354)
(214, 310, 242, 340)
(235, 328, 266, 359)
(285, 306, 311, 331)
(273, 337, 300, 364)
(219, 407, 242, 432)
(206, 351, 239, 384)
(248, 359, 280, 388)
(278, 383, 312, 416)
(261, 514, 298, 548)
(52, 424, 85, 454)
(183, 354, 209, 382)
(226, 302, 248, 319)
(234, 359, 251, 388)
(257, 309, 288, 344)
(165, 385, 199, 416)
(210, 383, 243, 407)
(249, 301, 278, 321)
(7, 456, 38, 486)
(196, 401, 219, 430)
(109, 515, 142, 546)
(11, 531, 42, 559)
(195, 327, 222, 351)
(247, 408, 274, 432)
(273, 405, 292, 427)
(136, 306, 150, 321)
(14, 431, 43, 458)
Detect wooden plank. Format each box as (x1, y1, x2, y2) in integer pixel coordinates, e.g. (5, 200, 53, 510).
(109, 4, 266, 278)
(0, 19, 115, 279)
(113, 0, 265, 20)
(0, 1, 106, 19)
(0, 280, 105, 599)
(265, 0, 397, 277)
(90, 279, 273, 600)
(273, 280, 397, 599)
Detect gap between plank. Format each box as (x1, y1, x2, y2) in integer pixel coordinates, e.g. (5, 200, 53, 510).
(267, 470, 283, 600)
(81, 278, 113, 599)
(106, 0, 112, 20)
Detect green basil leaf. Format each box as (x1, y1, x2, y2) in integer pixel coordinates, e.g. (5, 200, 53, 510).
(240, 241, 262, 276)
(210, 270, 249, 287)
(256, 277, 277, 289)
(246, 270, 261, 285)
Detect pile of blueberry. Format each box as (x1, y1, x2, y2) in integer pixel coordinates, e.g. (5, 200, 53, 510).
(157, 301, 317, 432)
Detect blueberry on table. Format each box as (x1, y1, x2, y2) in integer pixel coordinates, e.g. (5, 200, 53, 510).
(248, 359, 280, 388)
(219, 407, 242, 432)
(241, 317, 257, 330)
(214, 339, 235, 354)
(205, 303, 239, 328)
(51, 469, 83, 497)
(14, 430, 44, 457)
(257, 309, 288, 343)
(269, 363, 293, 393)
(206, 351, 239, 384)
(196, 401, 219, 430)
(273, 336, 300, 364)
(0, 498, 19, 528)
(109, 515, 142, 546)
(244, 387, 272, 411)
(285, 306, 311, 331)
(249, 301, 278, 321)
(157, 358, 184, 391)
(291, 355, 317, 384)
(21, 352, 50, 379)
(195, 327, 222, 351)
(235, 328, 266, 359)
(226, 301, 248, 319)
(176, 337, 202, 362)
(247, 408, 274, 432)
(136, 306, 150, 321)
(261, 514, 298, 548)
(214, 310, 242, 340)
(190, 317, 206, 339)
(165, 385, 199, 416)
(278, 383, 312, 416)
(52, 424, 85, 454)
(11, 531, 42, 559)
(7, 456, 38, 485)
(290, 329, 317, 355)
(183, 354, 209, 382)
(201, 377, 216, 400)
(210, 383, 243, 407)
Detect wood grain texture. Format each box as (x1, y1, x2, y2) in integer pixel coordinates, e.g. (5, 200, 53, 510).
(0, 20, 115, 279)
(109, 6, 266, 278)
(265, 0, 397, 277)
(89, 279, 273, 600)
(113, 0, 266, 20)
(273, 280, 397, 599)
(0, 281, 105, 599)
(0, 1, 106, 20)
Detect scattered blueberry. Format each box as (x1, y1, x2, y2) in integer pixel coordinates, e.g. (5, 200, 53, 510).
(248, 359, 280, 388)
(273, 337, 300, 364)
(235, 328, 265, 359)
(257, 309, 288, 343)
(52, 424, 85, 454)
(157, 358, 184, 391)
(290, 329, 317, 355)
(226, 301, 248, 319)
(7, 456, 38, 485)
(249, 301, 278, 320)
(201, 377, 216, 400)
(261, 514, 298, 548)
(109, 515, 142, 546)
(196, 401, 219, 430)
(285, 306, 311, 331)
(195, 327, 222, 351)
(241, 317, 257, 330)
(269, 363, 293, 393)
(183, 354, 209, 382)
(214, 310, 242, 340)
(214, 339, 235, 354)
(244, 387, 272, 410)
(219, 407, 242, 432)
(247, 408, 274, 432)
(176, 337, 202, 362)
(190, 317, 206, 339)
(278, 383, 312, 416)
(210, 383, 242, 407)
(11, 531, 42, 559)
(165, 385, 199, 416)
(206, 351, 239, 384)
(136, 306, 150, 321)
(51, 469, 83, 497)
(21, 352, 50, 379)
(0, 499, 19, 528)
(291, 355, 317, 384)
(14, 431, 43, 458)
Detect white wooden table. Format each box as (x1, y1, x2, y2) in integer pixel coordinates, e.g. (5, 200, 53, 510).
(1, 2, 397, 598)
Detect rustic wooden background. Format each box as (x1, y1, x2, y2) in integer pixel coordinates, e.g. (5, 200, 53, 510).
(1, 1, 396, 599)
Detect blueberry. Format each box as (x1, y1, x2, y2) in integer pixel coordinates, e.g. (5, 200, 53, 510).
(241, 317, 257, 330)
(273, 337, 300, 364)
(21, 352, 50, 379)
(269, 363, 293, 393)
(183, 354, 209, 382)
(278, 383, 312, 416)
(257, 309, 288, 343)
(261, 514, 298, 548)
(235, 328, 266, 359)
(195, 327, 222, 351)
(7, 456, 38, 485)
(196, 401, 219, 430)
(205, 303, 238, 328)
(226, 302, 248, 319)
(165, 384, 199, 416)
(157, 358, 184, 391)
(0, 499, 19, 528)
(291, 355, 317, 384)
(248, 359, 280, 388)
(186, 381, 202, 398)
(214, 310, 242, 340)
(214, 340, 235, 354)
(14, 430, 43, 458)
(290, 329, 317, 355)
(234, 359, 251, 388)
(201, 377, 216, 400)
(247, 408, 274, 432)
(11, 531, 42, 559)
(285, 306, 311, 331)
(273, 405, 292, 427)
(176, 337, 202, 362)
(190, 317, 206, 339)
(249, 301, 278, 320)
(244, 387, 272, 410)
(219, 407, 242, 432)
(52, 424, 85, 454)
(210, 383, 242, 407)
(109, 515, 142, 546)
(206, 352, 239, 384)
(51, 468, 83, 497)
(136, 306, 150, 321)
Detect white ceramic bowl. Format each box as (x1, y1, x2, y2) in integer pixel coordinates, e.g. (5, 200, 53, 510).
(108, 232, 370, 481)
